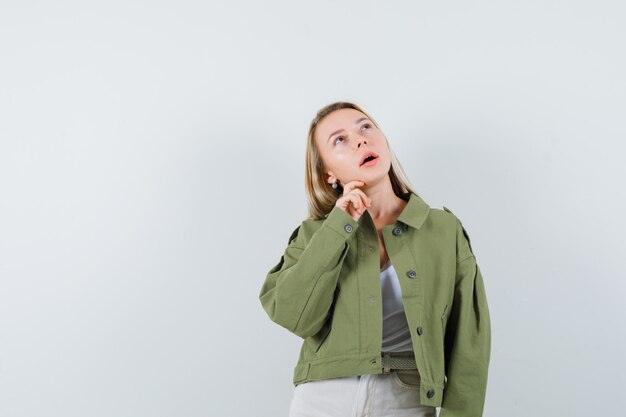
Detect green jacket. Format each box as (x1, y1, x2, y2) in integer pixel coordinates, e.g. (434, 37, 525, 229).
(259, 192, 491, 416)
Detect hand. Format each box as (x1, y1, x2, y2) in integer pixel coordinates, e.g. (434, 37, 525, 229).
(334, 180, 372, 221)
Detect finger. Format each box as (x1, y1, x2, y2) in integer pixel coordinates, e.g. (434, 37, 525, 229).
(341, 198, 358, 220)
(350, 189, 371, 207)
(349, 200, 362, 219)
(347, 194, 362, 211)
(342, 180, 366, 196)
(348, 189, 368, 210)
(338, 195, 359, 213)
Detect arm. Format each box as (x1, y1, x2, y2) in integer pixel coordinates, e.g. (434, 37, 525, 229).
(258, 205, 359, 339)
(440, 218, 492, 417)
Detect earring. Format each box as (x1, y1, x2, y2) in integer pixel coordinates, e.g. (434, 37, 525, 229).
(331, 181, 338, 189)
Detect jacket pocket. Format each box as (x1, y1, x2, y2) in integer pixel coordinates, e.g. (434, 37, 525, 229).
(441, 303, 448, 383)
(441, 304, 449, 332)
(305, 319, 331, 353)
(305, 286, 339, 353)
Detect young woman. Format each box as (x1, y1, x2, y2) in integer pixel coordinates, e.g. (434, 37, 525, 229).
(259, 101, 491, 417)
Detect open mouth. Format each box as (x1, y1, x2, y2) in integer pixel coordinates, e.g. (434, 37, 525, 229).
(360, 155, 379, 166)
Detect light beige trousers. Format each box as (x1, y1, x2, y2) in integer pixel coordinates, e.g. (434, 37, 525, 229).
(288, 368, 437, 417)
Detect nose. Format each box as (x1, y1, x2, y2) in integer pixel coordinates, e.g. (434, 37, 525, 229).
(353, 135, 367, 149)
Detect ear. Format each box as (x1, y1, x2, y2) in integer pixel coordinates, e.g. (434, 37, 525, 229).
(325, 171, 338, 186)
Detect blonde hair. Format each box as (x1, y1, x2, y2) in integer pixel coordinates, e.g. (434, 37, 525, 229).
(305, 101, 420, 220)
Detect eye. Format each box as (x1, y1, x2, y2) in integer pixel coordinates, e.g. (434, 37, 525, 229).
(334, 136, 345, 145)
(362, 123, 371, 131)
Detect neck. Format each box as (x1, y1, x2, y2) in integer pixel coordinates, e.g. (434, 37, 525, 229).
(361, 178, 407, 222)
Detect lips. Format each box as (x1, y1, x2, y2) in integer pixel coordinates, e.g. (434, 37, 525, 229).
(359, 150, 379, 166)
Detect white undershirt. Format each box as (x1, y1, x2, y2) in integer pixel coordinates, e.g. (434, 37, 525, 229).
(380, 261, 414, 352)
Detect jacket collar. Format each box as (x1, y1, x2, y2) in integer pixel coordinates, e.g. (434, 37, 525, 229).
(359, 191, 430, 230)
(396, 191, 430, 230)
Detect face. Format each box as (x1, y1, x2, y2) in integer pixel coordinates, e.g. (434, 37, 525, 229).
(314, 108, 390, 189)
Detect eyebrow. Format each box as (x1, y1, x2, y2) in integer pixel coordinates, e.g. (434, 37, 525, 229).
(327, 117, 370, 143)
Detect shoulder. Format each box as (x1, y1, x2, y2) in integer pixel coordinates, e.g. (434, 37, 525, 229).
(436, 205, 476, 262)
(428, 205, 458, 223)
(423, 206, 459, 237)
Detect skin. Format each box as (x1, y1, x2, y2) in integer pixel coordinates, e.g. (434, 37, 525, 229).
(314, 108, 408, 268)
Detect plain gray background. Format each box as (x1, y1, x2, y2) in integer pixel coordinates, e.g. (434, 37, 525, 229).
(1, 1, 625, 416)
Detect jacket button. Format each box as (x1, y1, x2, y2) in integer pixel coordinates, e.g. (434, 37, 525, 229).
(416, 326, 423, 335)
(344, 224, 353, 233)
(392, 226, 402, 236)
(427, 389, 435, 398)
(406, 270, 417, 279)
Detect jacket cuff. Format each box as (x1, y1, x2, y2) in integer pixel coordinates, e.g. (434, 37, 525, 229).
(323, 205, 359, 238)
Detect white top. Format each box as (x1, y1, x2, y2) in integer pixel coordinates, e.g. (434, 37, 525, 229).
(380, 261, 414, 352)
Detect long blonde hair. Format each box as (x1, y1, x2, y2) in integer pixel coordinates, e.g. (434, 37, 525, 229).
(305, 101, 420, 220)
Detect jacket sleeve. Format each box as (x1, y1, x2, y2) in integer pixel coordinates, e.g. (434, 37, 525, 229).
(440, 217, 492, 417)
(258, 205, 359, 339)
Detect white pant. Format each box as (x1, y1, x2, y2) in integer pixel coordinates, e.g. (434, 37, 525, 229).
(288, 369, 437, 417)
